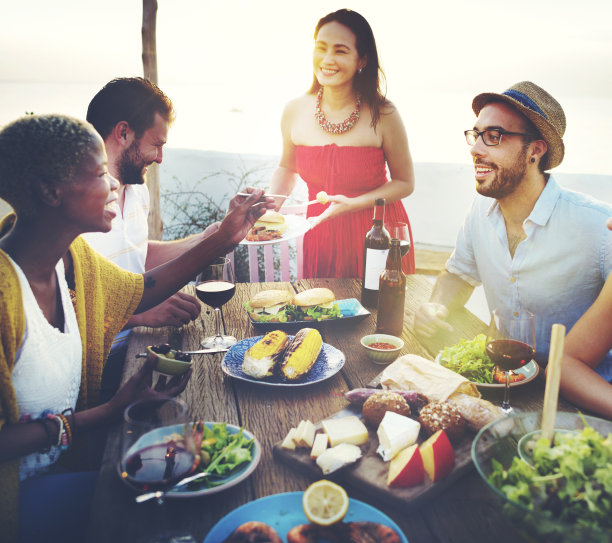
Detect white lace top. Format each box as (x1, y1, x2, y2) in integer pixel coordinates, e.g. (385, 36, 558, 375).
(10, 256, 82, 481)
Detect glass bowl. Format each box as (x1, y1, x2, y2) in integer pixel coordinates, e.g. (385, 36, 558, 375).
(471, 411, 612, 543)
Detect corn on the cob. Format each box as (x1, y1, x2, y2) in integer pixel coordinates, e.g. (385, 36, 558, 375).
(242, 330, 289, 379)
(280, 328, 322, 380)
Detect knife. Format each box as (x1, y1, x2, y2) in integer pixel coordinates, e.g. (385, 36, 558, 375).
(135, 470, 220, 503)
(136, 347, 229, 358)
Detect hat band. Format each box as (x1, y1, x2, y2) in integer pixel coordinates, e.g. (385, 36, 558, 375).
(503, 89, 548, 119)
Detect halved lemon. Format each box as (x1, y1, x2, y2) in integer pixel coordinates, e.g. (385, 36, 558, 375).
(302, 479, 349, 526)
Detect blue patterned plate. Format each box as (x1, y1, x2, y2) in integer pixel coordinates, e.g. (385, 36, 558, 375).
(203, 491, 409, 543)
(221, 335, 345, 387)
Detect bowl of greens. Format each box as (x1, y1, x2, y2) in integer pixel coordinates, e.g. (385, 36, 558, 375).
(471, 411, 612, 543)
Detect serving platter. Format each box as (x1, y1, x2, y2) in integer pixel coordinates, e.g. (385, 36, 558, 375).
(240, 214, 310, 246)
(221, 335, 345, 387)
(273, 404, 475, 510)
(118, 422, 261, 498)
(203, 491, 409, 543)
(248, 297, 371, 327)
(434, 353, 540, 389)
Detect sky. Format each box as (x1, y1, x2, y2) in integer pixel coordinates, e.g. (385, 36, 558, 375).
(1, 0, 612, 174)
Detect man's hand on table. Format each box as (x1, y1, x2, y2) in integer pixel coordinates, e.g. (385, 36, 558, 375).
(129, 292, 201, 328)
(106, 355, 192, 420)
(414, 302, 454, 337)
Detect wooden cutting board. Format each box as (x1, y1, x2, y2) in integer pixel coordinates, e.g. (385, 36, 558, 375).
(273, 404, 475, 510)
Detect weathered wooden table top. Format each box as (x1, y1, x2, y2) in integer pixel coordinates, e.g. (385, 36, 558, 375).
(87, 276, 574, 543)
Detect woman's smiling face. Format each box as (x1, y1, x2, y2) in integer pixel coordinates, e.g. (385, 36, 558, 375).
(62, 135, 119, 234)
(313, 21, 364, 89)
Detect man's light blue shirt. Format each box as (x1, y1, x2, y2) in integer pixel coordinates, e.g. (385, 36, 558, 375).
(447, 176, 612, 380)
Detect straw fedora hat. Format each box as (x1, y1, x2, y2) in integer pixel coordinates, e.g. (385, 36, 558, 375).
(472, 81, 566, 170)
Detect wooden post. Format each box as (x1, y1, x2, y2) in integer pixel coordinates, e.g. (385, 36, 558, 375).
(142, 0, 162, 240)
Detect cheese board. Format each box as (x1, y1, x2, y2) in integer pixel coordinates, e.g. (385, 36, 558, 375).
(273, 403, 475, 510)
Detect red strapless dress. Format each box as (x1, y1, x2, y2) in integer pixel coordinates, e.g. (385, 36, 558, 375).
(295, 145, 415, 279)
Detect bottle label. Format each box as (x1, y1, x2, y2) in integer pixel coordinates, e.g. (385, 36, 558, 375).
(364, 248, 389, 290)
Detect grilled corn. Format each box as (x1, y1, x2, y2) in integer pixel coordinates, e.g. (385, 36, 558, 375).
(280, 328, 322, 380)
(242, 330, 288, 379)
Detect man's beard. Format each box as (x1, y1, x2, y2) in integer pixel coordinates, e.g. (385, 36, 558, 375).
(476, 146, 528, 199)
(118, 141, 147, 185)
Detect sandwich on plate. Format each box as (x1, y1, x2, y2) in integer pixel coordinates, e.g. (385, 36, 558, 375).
(246, 289, 293, 322)
(286, 288, 342, 322)
(245, 210, 287, 242)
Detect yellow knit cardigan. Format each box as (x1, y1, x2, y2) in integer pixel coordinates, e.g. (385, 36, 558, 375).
(0, 215, 144, 543)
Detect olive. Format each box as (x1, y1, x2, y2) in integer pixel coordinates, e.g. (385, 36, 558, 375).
(154, 343, 172, 355)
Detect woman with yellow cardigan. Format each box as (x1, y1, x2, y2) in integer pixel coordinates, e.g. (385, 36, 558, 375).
(0, 114, 273, 543)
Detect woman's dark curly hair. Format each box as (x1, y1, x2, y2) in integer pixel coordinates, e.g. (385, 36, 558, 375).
(0, 114, 98, 217)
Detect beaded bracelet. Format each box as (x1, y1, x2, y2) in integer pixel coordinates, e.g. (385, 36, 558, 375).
(44, 412, 68, 451)
(56, 413, 72, 448)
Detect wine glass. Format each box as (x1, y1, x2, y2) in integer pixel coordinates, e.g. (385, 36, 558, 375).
(196, 257, 237, 349)
(486, 309, 536, 414)
(120, 397, 196, 543)
(386, 221, 412, 274)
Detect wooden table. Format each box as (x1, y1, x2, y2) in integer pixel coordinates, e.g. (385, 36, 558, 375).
(87, 276, 574, 543)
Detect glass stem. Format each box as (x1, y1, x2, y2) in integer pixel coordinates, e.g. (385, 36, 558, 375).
(214, 307, 222, 339)
(502, 371, 512, 412)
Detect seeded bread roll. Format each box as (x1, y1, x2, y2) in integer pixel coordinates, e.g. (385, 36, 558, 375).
(361, 391, 412, 426)
(448, 393, 504, 431)
(418, 401, 466, 441)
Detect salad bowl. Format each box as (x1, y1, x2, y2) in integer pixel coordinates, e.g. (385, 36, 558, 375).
(472, 411, 612, 543)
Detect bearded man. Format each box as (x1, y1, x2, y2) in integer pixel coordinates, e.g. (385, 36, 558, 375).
(415, 81, 612, 364)
(82, 78, 248, 401)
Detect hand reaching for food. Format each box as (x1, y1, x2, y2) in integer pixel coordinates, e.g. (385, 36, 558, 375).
(308, 194, 352, 229)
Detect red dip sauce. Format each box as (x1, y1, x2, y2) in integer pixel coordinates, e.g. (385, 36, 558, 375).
(368, 342, 397, 350)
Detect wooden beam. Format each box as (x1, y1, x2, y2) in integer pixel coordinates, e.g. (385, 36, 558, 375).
(141, 0, 162, 240)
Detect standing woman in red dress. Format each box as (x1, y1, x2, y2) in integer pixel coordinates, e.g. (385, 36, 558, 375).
(269, 8, 415, 278)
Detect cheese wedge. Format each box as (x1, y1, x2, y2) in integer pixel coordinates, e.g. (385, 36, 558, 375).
(294, 420, 316, 448)
(376, 411, 421, 462)
(280, 427, 297, 450)
(316, 443, 362, 474)
(310, 433, 329, 459)
(321, 416, 369, 447)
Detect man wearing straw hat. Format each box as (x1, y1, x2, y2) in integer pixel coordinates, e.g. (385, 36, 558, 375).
(415, 81, 612, 365)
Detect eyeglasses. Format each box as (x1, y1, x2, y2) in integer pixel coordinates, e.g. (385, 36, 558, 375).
(464, 128, 535, 146)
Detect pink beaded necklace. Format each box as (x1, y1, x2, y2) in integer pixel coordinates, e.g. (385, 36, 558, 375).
(314, 87, 361, 135)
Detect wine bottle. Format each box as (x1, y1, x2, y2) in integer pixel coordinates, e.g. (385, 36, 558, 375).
(361, 198, 390, 308)
(376, 238, 406, 336)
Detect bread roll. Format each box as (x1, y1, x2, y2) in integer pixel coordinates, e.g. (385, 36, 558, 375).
(448, 393, 504, 431)
(418, 401, 466, 441)
(362, 391, 412, 426)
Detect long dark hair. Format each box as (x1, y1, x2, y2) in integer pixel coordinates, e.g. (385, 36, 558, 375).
(309, 9, 388, 129)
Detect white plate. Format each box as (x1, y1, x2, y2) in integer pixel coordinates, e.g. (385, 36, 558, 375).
(434, 352, 540, 389)
(240, 214, 310, 246)
(222, 335, 345, 387)
(203, 491, 409, 543)
(118, 422, 261, 498)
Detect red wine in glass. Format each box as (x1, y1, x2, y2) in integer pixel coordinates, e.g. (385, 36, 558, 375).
(124, 443, 195, 491)
(487, 309, 535, 414)
(486, 339, 534, 372)
(195, 281, 236, 308)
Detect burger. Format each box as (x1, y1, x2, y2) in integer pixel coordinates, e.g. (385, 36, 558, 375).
(246, 289, 293, 322)
(286, 288, 342, 321)
(245, 210, 287, 242)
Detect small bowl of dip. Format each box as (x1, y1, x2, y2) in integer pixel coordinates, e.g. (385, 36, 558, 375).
(360, 334, 404, 365)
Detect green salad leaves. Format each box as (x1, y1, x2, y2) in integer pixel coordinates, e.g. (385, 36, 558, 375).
(489, 423, 612, 534)
(191, 423, 255, 489)
(439, 333, 495, 383)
